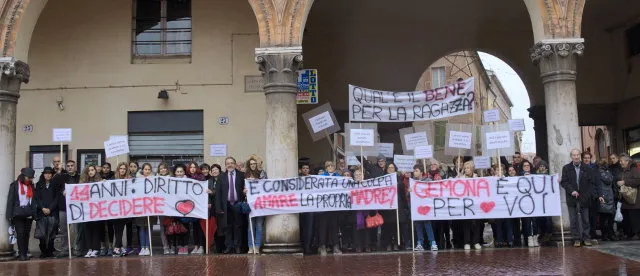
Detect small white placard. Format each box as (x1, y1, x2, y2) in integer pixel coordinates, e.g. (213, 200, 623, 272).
(394, 155, 415, 172)
(32, 153, 44, 169)
(52, 128, 72, 142)
(414, 145, 433, 159)
(346, 155, 361, 166)
(109, 135, 128, 142)
(486, 131, 512, 150)
(309, 111, 334, 134)
(366, 143, 394, 158)
(449, 131, 472, 149)
(404, 132, 429, 150)
(508, 119, 526, 132)
(104, 138, 130, 158)
(209, 144, 227, 157)
(474, 156, 492, 169)
(350, 129, 374, 146)
(483, 109, 500, 123)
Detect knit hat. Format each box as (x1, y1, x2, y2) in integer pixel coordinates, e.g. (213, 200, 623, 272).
(42, 166, 54, 174)
(377, 154, 386, 161)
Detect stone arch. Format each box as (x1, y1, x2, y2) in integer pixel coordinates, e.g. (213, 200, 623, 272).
(523, 0, 586, 42)
(0, 0, 49, 60)
(247, 0, 314, 47)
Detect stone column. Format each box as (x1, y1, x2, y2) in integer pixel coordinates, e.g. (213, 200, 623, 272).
(528, 105, 548, 162)
(0, 57, 30, 261)
(255, 47, 303, 253)
(531, 40, 584, 243)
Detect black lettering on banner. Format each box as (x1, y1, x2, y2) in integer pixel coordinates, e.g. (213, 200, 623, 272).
(542, 192, 548, 213)
(156, 177, 168, 194)
(463, 198, 475, 216)
(393, 92, 401, 103)
(90, 183, 101, 199)
(518, 194, 535, 215)
(69, 203, 84, 221)
(504, 196, 518, 216)
(249, 180, 259, 195)
(397, 107, 407, 121)
(192, 182, 204, 195)
(448, 198, 461, 216)
(496, 178, 508, 195)
(263, 180, 273, 193)
(532, 176, 545, 194)
(550, 175, 556, 193)
(517, 177, 532, 194)
(145, 178, 154, 194)
(352, 87, 364, 104)
(433, 198, 446, 217)
(412, 105, 423, 120)
(352, 105, 362, 120)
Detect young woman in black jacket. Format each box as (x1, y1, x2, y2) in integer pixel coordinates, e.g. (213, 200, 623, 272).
(6, 168, 38, 261)
(34, 167, 59, 258)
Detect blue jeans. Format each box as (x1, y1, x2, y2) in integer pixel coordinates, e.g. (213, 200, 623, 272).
(495, 219, 514, 244)
(138, 227, 150, 247)
(415, 221, 435, 247)
(248, 217, 264, 248)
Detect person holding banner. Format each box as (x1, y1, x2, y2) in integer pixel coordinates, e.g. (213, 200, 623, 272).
(455, 161, 483, 250)
(298, 164, 315, 255)
(80, 165, 103, 258)
(135, 163, 154, 256)
(99, 163, 116, 257)
(520, 160, 539, 247)
(6, 168, 38, 261)
(426, 159, 452, 250)
(111, 162, 131, 257)
(186, 162, 206, 255)
(209, 164, 224, 253)
(156, 163, 173, 255)
(352, 168, 375, 253)
(410, 164, 438, 251)
(125, 161, 139, 255)
(246, 157, 266, 254)
(316, 161, 342, 255)
(491, 165, 514, 248)
(381, 163, 408, 251)
(52, 159, 79, 258)
(168, 164, 191, 255)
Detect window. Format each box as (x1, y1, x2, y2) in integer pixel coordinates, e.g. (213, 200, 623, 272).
(434, 121, 447, 150)
(133, 0, 192, 57)
(431, 66, 446, 89)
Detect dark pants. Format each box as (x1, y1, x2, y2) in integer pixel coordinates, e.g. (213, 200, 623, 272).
(193, 221, 205, 246)
(84, 222, 102, 251)
(224, 203, 243, 250)
(300, 212, 315, 253)
(535, 217, 553, 235)
(589, 198, 600, 238)
(37, 216, 59, 256)
(522, 217, 536, 238)
(433, 221, 451, 249)
(568, 204, 590, 241)
(353, 227, 373, 250)
(495, 219, 513, 244)
(112, 219, 128, 248)
(315, 212, 338, 247)
(600, 213, 615, 239)
(457, 220, 482, 245)
(512, 218, 522, 246)
(126, 220, 135, 248)
(103, 220, 115, 247)
(14, 217, 33, 257)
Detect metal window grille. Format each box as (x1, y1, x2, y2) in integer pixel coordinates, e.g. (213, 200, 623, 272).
(132, 0, 192, 57)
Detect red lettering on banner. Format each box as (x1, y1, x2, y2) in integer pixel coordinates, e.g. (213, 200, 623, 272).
(154, 197, 165, 214)
(253, 194, 298, 210)
(143, 197, 153, 214)
(108, 201, 118, 217)
(88, 197, 166, 220)
(350, 186, 397, 208)
(414, 178, 492, 198)
(69, 185, 90, 201)
(133, 198, 143, 215)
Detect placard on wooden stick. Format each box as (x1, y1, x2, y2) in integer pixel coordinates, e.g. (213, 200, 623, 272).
(302, 103, 341, 142)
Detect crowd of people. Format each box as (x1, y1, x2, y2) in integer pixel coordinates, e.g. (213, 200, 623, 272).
(5, 150, 640, 260)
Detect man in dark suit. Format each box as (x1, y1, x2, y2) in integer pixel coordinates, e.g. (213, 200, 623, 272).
(215, 156, 245, 254)
(560, 149, 604, 247)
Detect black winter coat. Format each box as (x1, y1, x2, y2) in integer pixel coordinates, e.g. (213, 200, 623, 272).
(6, 181, 39, 222)
(560, 162, 599, 207)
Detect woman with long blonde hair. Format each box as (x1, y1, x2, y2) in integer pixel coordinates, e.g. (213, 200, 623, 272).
(80, 165, 103, 257)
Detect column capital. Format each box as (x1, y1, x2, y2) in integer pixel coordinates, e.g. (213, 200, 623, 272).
(530, 40, 584, 84)
(0, 57, 29, 104)
(255, 49, 303, 95)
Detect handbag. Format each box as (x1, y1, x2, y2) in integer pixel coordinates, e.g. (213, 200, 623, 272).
(620, 184, 637, 205)
(365, 212, 384, 229)
(232, 201, 252, 215)
(166, 222, 188, 236)
(13, 205, 35, 219)
(34, 220, 46, 239)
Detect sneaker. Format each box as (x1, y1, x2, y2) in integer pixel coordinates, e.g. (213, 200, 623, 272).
(99, 248, 108, 256)
(464, 244, 471, 250)
(333, 245, 342, 255)
(573, 241, 581, 247)
(533, 235, 540, 247)
(414, 244, 425, 251)
(191, 247, 199, 255)
(474, 243, 482, 250)
(169, 246, 176, 254)
(527, 236, 534, 247)
(106, 248, 114, 256)
(163, 248, 173, 255)
(195, 247, 204, 255)
(318, 245, 327, 256)
(112, 248, 122, 257)
(84, 250, 94, 258)
(140, 248, 150, 256)
(583, 240, 593, 247)
(430, 242, 438, 251)
(247, 247, 254, 254)
(179, 247, 189, 255)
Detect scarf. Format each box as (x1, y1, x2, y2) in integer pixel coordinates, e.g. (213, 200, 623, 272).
(429, 170, 442, 181)
(18, 180, 33, 207)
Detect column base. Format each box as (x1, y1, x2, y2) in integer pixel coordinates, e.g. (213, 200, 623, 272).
(0, 250, 15, 262)
(261, 243, 303, 254)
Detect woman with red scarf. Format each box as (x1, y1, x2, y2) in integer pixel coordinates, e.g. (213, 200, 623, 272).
(6, 168, 38, 261)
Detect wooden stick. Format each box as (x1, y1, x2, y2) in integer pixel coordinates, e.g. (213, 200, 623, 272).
(60, 142, 63, 166)
(206, 217, 210, 255)
(147, 216, 153, 256)
(249, 216, 257, 255)
(67, 223, 72, 259)
(396, 207, 401, 246)
(411, 218, 415, 252)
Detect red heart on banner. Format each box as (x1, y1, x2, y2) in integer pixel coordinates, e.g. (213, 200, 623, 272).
(480, 201, 496, 213)
(175, 200, 195, 216)
(417, 205, 431, 216)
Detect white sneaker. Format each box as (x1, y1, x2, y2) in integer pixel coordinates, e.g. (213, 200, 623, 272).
(414, 244, 425, 251)
(196, 247, 204, 255)
(84, 250, 93, 258)
(247, 247, 254, 254)
(138, 248, 147, 256)
(474, 243, 482, 250)
(533, 235, 540, 247)
(190, 247, 199, 255)
(430, 242, 438, 251)
(527, 236, 535, 247)
(90, 250, 99, 258)
(464, 244, 470, 250)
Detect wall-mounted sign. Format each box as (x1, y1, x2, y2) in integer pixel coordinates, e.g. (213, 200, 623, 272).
(297, 69, 318, 104)
(244, 75, 264, 93)
(22, 124, 33, 133)
(218, 116, 230, 125)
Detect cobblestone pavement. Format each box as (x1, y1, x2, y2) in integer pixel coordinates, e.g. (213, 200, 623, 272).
(0, 247, 638, 275)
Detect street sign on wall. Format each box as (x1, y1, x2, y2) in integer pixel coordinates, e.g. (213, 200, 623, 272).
(297, 69, 318, 104)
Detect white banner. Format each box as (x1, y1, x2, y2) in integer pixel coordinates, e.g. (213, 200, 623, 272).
(53, 128, 72, 142)
(246, 174, 398, 217)
(104, 137, 130, 158)
(394, 155, 416, 172)
(66, 176, 208, 224)
(410, 175, 561, 220)
(349, 77, 475, 122)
